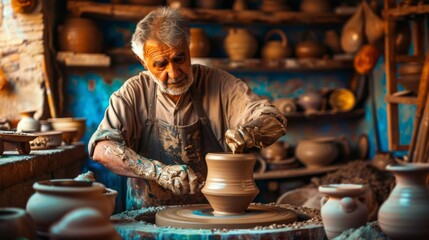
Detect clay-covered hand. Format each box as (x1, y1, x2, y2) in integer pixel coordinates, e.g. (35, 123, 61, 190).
(155, 164, 199, 195)
(225, 114, 286, 154)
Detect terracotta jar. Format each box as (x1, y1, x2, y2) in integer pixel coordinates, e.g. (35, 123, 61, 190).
(26, 179, 111, 236)
(190, 28, 210, 58)
(224, 28, 257, 61)
(319, 184, 368, 239)
(58, 17, 103, 53)
(0, 207, 37, 240)
(378, 163, 429, 239)
(295, 137, 339, 168)
(201, 153, 259, 215)
(17, 110, 40, 132)
(261, 29, 288, 60)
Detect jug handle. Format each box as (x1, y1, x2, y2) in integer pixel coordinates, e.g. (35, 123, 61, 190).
(340, 197, 357, 213)
(265, 29, 288, 47)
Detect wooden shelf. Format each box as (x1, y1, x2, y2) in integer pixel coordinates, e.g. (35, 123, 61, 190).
(383, 3, 429, 19)
(385, 93, 418, 105)
(285, 109, 365, 120)
(253, 163, 345, 180)
(57, 51, 111, 67)
(107, 47, 353, 71)
(68, 1, 351, 24)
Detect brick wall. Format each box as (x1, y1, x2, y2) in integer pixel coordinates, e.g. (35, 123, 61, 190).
(0, 0, 45, 123)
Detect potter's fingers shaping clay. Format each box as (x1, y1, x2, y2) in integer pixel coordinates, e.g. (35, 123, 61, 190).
(187, 167, 199, 194)
(225, 128, 246, 153)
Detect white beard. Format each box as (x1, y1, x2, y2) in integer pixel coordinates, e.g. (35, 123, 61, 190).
(147, 70, 194, 96)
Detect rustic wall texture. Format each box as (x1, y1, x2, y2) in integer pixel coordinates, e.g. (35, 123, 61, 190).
(0, 0, 45, 123)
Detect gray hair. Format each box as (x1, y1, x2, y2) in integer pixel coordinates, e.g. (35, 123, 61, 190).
(131, 7, 190, 61)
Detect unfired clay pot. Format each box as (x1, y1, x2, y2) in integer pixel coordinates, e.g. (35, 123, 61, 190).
(378, 163, 429, 239)
(17, 110, 40, 132)
(319, 184, 368, 239)
(295, 137, 339, 168)
(224, 28, 257, 61)
(58, 18, 103, 53)
(0, 207, 37, 240)
(190, 28, 210, 58)
(50, 207, 121, 240)
(26, 179, 111, 235)
(202, 153, 259, 215)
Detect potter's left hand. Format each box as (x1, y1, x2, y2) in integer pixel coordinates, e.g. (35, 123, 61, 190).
(225, 115, 287, 154)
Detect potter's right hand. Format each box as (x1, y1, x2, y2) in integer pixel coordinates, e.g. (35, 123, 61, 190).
(156, 164, 199, 195)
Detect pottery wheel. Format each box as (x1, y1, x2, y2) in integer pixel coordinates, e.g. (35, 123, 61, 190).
(156, 204, 297, 229)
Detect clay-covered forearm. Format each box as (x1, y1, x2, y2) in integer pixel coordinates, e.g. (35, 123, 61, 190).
(92, 140, 163, 180)
(242, 114, 286, 148)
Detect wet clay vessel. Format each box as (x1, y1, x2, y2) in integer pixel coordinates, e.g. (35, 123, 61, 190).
(155, 153, 297, 229)
(378, 163, 429, 239)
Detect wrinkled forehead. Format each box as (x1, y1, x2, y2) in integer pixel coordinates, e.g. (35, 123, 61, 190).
(143, 40, 188, 59)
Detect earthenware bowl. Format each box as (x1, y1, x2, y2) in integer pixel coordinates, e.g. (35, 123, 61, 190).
(48, 118, 86, 142)
(295, 137, 339, 168)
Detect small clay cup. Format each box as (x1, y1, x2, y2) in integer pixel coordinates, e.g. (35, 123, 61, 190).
(202, 153, 259, 215)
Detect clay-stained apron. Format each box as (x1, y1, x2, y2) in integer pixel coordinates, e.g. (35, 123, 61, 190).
(127, 82, 223, 209)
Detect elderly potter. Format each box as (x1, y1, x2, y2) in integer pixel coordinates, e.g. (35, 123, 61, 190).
(89, 7, 286, 210)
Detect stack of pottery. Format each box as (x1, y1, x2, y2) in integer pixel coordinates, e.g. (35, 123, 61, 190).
(224, 28, 257, 61)
(319, 184, 368, 239)
(378, 163, 429, 239)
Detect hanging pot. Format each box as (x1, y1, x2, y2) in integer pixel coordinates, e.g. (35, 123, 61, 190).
(341, 3, 364, 54)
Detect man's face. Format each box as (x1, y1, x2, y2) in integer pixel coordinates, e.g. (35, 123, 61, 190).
(142, 40, 193, 96)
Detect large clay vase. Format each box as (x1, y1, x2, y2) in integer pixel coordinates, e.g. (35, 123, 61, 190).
(58, 17, 103, 53)
(319, 184, 368, 239)
(0, 207, 37, 240)
(190, 28, 210, 58)
(17, 110, 40, 132)
(224, 28, 258, 61)
(202, 153, 259, 215)
(26, 179, 111, 236)
(378, 163, 429, 239)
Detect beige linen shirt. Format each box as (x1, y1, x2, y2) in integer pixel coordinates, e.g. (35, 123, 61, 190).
(88, 64, 286, 156)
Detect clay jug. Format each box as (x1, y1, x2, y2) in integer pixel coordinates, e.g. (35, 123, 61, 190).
(17, 110, 40, 132)
(224, 28, 257, 61)
(297, 88, 323, 113)
(26, 179, 111, 236)
(341, 3, 364, 54)
(319, 184, 368, 239)
(378, 163, 429, 239)
(190, 28, 210, 58)
(202, 153, 259, 215)
(295, 31, 325, 59)
(262, 29, 288, 60)
(58, 17, 103, 53)
(0, 207, 37, 240)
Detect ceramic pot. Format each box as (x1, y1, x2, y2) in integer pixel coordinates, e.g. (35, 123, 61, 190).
(58, 18, 103, 53)
(17, 110, 40, 132)
(50, 207, 121, 240)
(295, 31, 325, 59)
(300, 0, 330, 13)
(202, 153, 259, 215)
(297, 89, 323, 113)
(224, 28, 257, 61)
(261, 29, 288, 60)
(0, 207, 37, 240)
(190, 28, 210, 58)
(26, 179, 111, 235)
(378, 163, 429, 239)
(319, 184, 368, 239)
(260, 141, 288, 161)
(295, 137, 339, 168)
